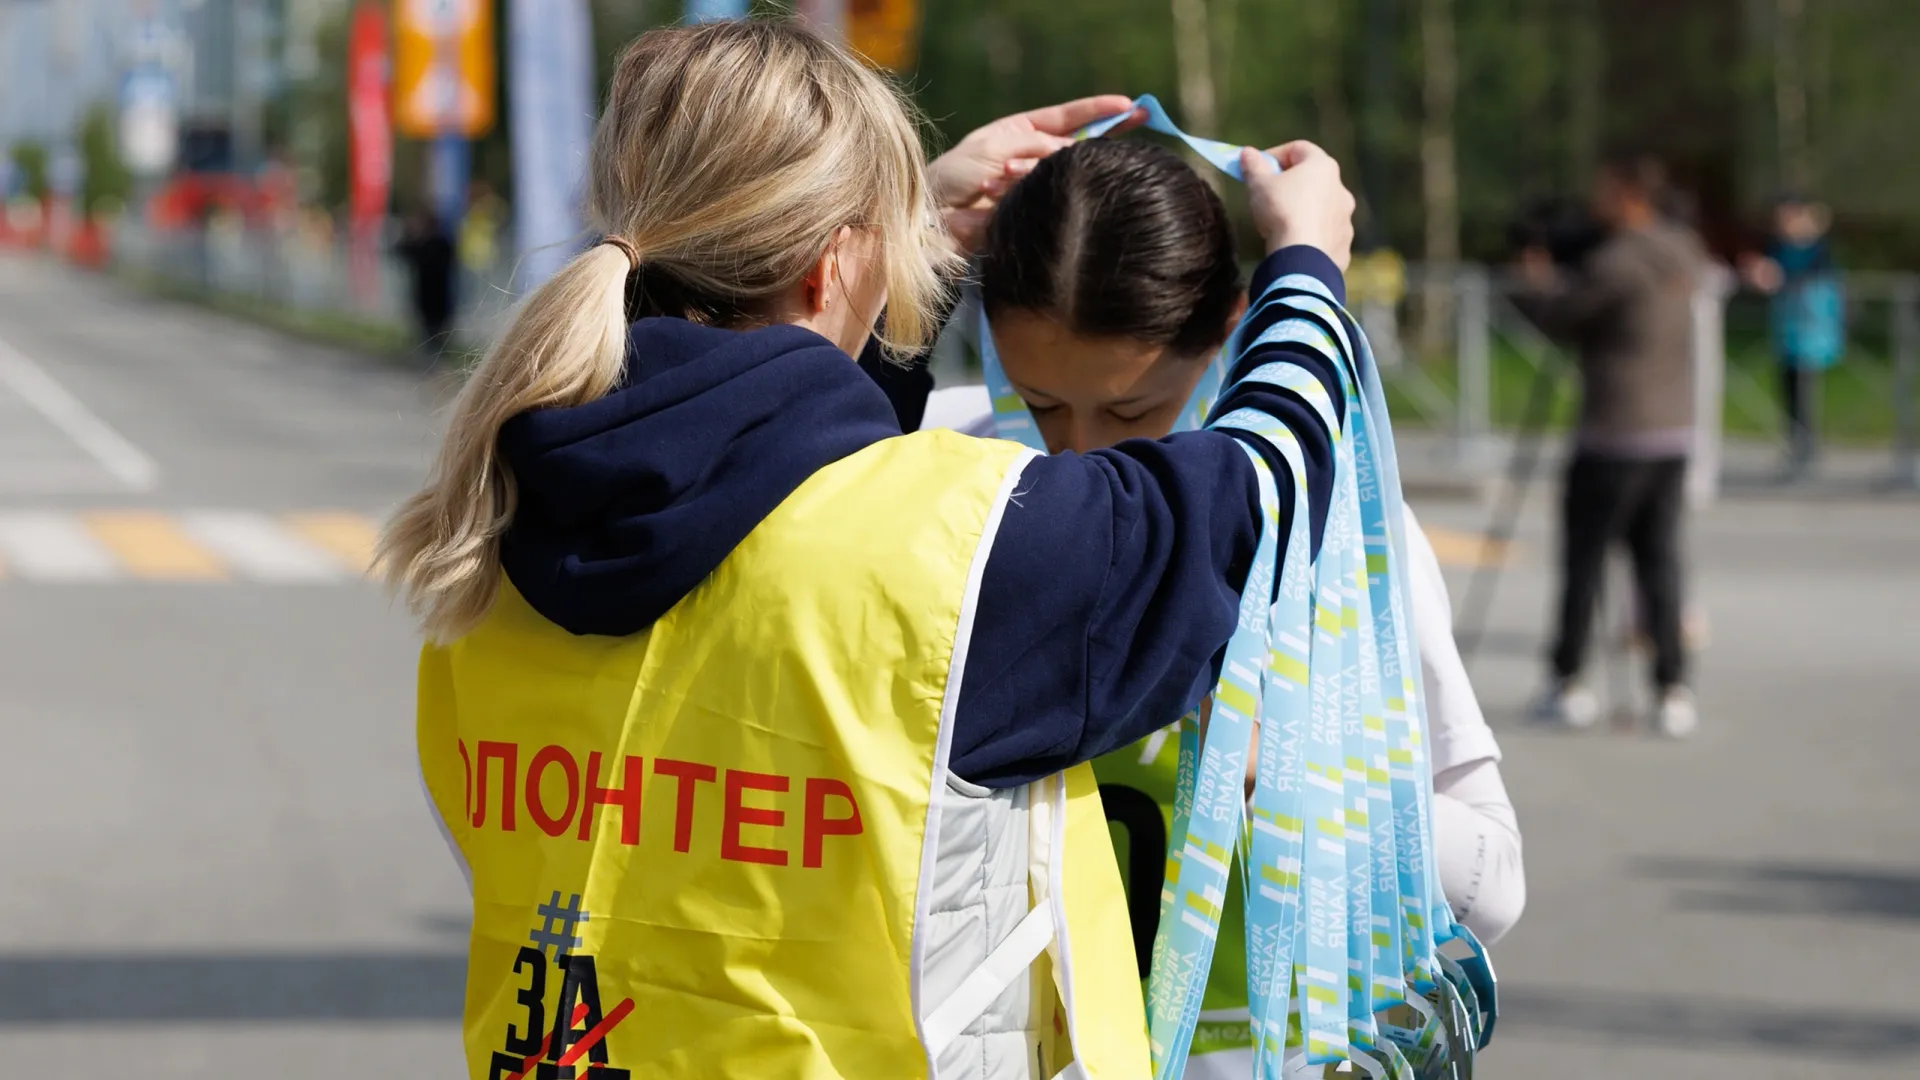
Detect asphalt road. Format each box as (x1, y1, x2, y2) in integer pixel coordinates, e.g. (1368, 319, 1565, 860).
(0, 255, 464, 1074)
(1, 254, 1915, 1078)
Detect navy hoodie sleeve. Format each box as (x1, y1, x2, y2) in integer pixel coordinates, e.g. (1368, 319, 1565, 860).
(950, 247, 1354, 789)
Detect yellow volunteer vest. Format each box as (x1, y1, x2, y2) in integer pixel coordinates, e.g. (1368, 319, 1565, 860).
(418, 430, 1150, 1080)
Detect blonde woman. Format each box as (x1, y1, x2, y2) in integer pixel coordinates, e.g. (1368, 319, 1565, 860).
(380, 19, 1357, 1080)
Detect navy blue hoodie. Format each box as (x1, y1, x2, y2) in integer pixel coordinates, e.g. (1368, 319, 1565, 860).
(498, 248, 1349, 789)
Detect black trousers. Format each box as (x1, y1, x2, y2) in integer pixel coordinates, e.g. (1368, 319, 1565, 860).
(1780, 365, 1820, 464)
(1551, 453, 1688, 690)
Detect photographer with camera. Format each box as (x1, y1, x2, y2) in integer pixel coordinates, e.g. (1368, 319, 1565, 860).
(1515, 156, 1708, 739)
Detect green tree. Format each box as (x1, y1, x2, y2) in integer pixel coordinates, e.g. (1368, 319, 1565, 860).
(77, 104, 131, 218)
(8, 141, 49, 202)
(286, 6, 352, 210)
(397, 1, 1920, 268)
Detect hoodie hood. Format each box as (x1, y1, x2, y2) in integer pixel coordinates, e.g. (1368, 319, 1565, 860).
(497, 318, 900, 636)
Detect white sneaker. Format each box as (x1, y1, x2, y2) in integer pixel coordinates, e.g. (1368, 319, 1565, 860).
(1530, 680, 1600, 730)
(1656, 687, 1699, 738)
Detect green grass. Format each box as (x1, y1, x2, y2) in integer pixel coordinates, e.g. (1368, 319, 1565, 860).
(1382, 337, 1916, 447)
(119, 268, 419, 359)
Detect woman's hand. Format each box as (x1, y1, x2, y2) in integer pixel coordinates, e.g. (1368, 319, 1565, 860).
(929, 96, 1141, 254)
(1739, 251, 1784, 294)
(1518, 246, 1558, 290)
(1240, 141, 1357, 269)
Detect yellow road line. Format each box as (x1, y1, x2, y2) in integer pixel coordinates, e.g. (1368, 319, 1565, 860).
(82, 511, 228, 580)
(1422, 525, 1513, 569)
(283, 512, 379, 575)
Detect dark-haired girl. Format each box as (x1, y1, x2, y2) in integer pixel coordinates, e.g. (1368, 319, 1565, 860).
(911, 137, 1524, 1075)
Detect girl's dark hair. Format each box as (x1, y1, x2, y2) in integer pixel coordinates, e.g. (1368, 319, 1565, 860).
(981, 139, 1241, 357)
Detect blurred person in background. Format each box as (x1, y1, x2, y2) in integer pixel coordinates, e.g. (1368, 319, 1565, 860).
(458, 180, 504, 283)
(394, 205, 456, 355)
(1741, 194, 1843, 476)
(1348, 246, 1408, 370)
(1516, 155, 1707, 739)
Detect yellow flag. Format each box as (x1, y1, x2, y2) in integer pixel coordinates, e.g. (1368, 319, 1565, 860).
(392, 0, 497, 138)
(845, 0, 920, 72)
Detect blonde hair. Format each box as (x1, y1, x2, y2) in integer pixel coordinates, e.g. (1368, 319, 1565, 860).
(378, 18, 954, 643)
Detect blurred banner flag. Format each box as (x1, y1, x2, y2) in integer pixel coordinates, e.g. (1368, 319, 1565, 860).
(120, 69, 178, 177)
(845, 0, 920, 71)
(685, 0, 748, 21)
(794, 0, 919, 71)
(508, 0, 595, 290)
(346, 4, 392, 301)
(393, 0, 496, 139)
(347, 5, 392, 230)
(430, 135, 470, 230)
(120, 10, 180, 176)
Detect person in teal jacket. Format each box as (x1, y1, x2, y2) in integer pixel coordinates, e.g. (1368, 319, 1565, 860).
(1742, 194, 1844, 474)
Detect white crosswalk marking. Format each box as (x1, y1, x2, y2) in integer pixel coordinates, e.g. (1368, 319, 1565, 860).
(179, 511, 348, 582)
(0, 509, 381, 583)
(0, 512, 121, 580)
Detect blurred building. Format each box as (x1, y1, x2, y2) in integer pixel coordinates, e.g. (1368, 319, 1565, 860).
(0, 0, 326, 177)
(0, 0, 126, 154)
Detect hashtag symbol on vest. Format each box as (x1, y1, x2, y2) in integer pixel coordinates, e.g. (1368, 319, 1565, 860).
(529, 891, 590, 964)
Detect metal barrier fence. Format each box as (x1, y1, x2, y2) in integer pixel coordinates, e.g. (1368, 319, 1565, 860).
(109, 218, 518, 353)
(1368, 264, 1920, 494)
(105, 223, 1920, 490)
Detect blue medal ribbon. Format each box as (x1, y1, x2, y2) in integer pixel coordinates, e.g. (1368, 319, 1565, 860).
(1077, 93, 1280, 179)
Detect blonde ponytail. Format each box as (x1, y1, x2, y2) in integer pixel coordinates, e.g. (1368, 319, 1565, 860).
(380, 19, 952, 642)
(376, 243, 631, 641)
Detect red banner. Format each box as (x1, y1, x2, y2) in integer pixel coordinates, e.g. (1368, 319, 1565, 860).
(347, 4, 392, 229)
(347, 4, 391, 303)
